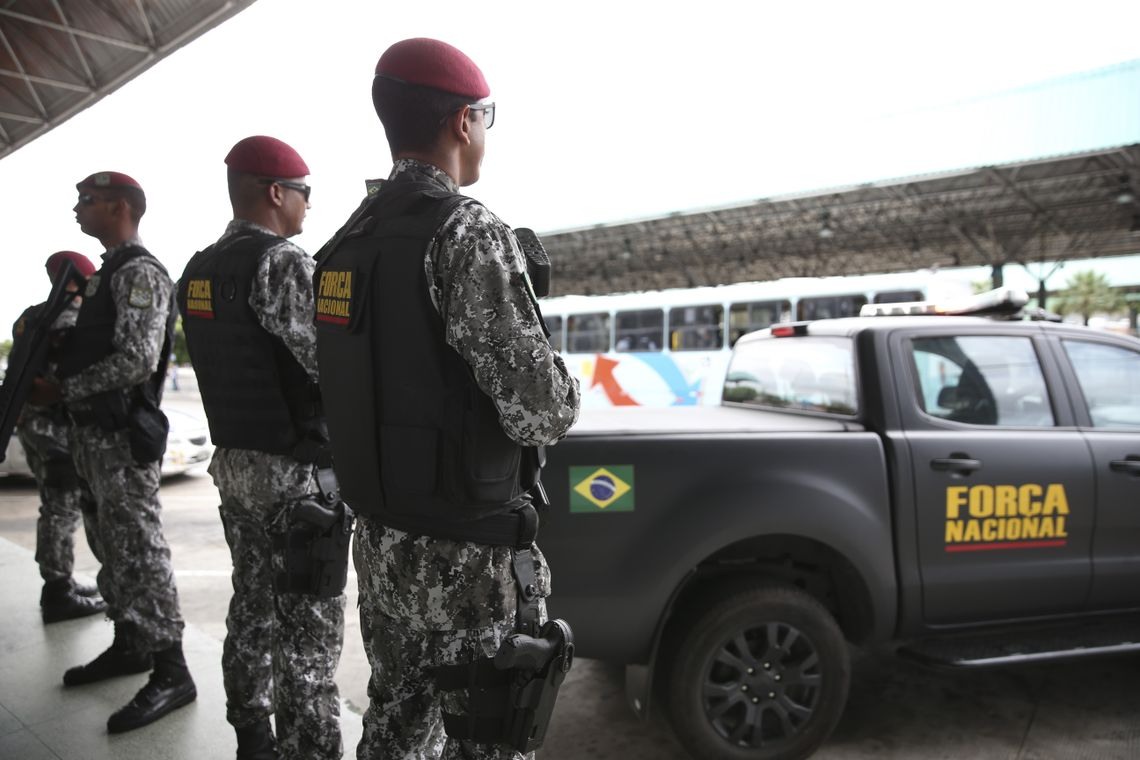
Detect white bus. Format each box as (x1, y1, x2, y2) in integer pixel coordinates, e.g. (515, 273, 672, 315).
(540, 269, 974, 408)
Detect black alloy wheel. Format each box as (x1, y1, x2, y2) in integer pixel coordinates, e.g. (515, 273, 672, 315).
(667, 584, 850, 760)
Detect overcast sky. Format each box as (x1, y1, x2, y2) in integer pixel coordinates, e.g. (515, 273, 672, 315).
(2, 0, 1139, 335)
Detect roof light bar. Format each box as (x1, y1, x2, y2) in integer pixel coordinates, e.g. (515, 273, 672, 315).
(859, 287, 1030, 318)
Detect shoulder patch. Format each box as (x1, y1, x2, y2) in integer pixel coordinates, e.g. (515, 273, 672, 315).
(84, 274, 100, 297)
(13, 317, 26, 337)
(128, 284, 154, 308)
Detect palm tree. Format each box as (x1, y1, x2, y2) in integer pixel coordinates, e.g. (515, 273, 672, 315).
(1053, 270, 1126, 326)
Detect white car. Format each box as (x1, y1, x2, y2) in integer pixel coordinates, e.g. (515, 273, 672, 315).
(0, 406, 213, 479)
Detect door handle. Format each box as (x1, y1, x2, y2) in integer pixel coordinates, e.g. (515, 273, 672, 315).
(1109, 458, 1140, 475)
(931, 458, 982, 473)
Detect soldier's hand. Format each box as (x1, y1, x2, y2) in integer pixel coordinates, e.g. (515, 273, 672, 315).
(28, 377, 62, 406)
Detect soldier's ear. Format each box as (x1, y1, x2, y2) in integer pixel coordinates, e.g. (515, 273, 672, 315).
(446, 106, 472, 146)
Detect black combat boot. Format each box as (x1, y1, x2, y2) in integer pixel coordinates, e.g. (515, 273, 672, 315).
(106, 642, 197, 734)
(235, 719, 278, 760)
(70, 578, 101, 597)
(40, 578, 107, 624)
(63, 623, 152, 685)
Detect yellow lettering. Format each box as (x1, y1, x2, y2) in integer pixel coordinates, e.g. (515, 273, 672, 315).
(1006, 518, 1021, 540)
(1018, 484, 1042, 516)
(963, 521, 981, 542)
(1056, 516, 1067, 537)
(982, 519, 998, 541)
(946, 487, 968, 519)
(945, 521, 964, 542)
(995, 485, 1017, 517)
(969, 485, 994, 518)
(1043, 484, 1069, 515)
(187, 279, 212, 300)
(1038, 517, 1055, 538)
(320, 271, 354, 300)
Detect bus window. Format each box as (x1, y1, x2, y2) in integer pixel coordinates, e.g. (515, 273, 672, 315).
(797, 294, 867, 320)
(729, 300, 789, 345)
(874, 290, 923, 304)
(615, 309, 664, 352)
(669, 304, 723, 350)
(567, 312, 610, 353)
(545, 315, 564, 352)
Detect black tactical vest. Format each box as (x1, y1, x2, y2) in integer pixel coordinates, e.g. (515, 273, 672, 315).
(57, 244, 166, 382)
(177, 231, 318, 455)
(314, 179, 533, 539)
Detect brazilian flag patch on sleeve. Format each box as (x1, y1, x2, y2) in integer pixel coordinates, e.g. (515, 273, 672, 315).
(570, 466, 634, 513)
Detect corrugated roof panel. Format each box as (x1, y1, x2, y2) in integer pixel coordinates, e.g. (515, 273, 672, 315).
(0, 0, 259, 158)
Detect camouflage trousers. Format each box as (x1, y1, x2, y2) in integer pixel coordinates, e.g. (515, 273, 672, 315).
(355, 517, 550, 760)
(17, 423, 101, 582)
(70, 424, 184, 652)
(211, 448, 345, 760)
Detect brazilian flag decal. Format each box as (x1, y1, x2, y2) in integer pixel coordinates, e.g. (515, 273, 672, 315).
(570, 466, 634, 513)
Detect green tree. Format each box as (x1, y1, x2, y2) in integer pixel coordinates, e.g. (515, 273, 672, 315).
(0, 339, 11, 365)
(172, 316, 190, 365)
(1053, 270, 1126, 326)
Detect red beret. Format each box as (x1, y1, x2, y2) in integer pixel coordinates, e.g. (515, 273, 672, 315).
(45, 250, 96, 284)
(76, 171, 143, 193)
(375, 38, 489, 99)
(225, 135, 310, 178)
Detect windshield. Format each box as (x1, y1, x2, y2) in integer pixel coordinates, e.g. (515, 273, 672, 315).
(723, 336, 858, 415)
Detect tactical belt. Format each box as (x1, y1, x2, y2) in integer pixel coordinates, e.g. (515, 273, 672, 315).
(377, 502, 539, 550)
(66, 405, 102, 428)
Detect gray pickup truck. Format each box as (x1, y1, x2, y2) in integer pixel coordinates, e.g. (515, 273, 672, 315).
(539, 291, 1140, 760)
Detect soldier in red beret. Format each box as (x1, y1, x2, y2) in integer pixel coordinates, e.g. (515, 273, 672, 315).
(314, 38, 580, 759)
(177, 135, 346, 760)
(12, 251, 107, 624)
(50, 170, 197, 733)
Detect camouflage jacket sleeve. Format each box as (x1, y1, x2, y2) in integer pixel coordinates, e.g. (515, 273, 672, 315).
(250, 240, 318, 381)
(60, 258, 173, 401)
(430, 203, 581, 446)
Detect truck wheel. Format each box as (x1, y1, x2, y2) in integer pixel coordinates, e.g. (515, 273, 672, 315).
(666, 584, 850, 760)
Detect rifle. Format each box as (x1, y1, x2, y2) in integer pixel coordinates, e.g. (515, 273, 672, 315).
(0, 260, 80, 461)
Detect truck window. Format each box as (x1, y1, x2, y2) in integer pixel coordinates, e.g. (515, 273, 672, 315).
(724, 336, 856, 415)
(1062, 340, 1140, 428)
(614, 309, 664, 352)
(669, 304, 723, 351)
(910, 336, 1054, 427)
(544, 315, 564, 353)
(728, 300, 789, 345)
(567, 312, 610, 353)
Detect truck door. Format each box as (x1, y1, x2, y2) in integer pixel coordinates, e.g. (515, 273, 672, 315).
(1055, 336, 1140, 610)
(896, 331, 1094, 625)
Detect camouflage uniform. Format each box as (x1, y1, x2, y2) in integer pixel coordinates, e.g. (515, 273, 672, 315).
(203, 219, 345, 760)
(13, 302, 102, 585)
(62, 240, 185, 652)
(355, 159, 581, 760)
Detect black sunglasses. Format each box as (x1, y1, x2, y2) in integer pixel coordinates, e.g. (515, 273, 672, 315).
(438, 102, 496, 130)
(259, 179, 311, 202)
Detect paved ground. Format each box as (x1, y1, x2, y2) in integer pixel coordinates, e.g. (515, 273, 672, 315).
(2, 382, 1140, 758)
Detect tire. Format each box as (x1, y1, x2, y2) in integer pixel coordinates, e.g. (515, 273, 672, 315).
(666, 584, 851, 760)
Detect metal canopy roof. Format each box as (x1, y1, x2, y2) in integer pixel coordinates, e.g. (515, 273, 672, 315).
(0, 0, 258, 159)
(545, 143, 1140, 296)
